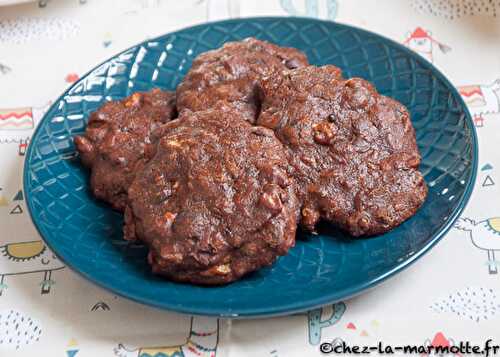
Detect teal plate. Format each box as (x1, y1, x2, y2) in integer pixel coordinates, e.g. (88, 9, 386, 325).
(23, 17, 477, 317)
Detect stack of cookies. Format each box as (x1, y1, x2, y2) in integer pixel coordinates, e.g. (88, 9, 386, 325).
(74, 38, 427, 285)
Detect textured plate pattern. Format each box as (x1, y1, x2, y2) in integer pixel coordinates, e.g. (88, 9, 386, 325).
(24, 17, 477, 317)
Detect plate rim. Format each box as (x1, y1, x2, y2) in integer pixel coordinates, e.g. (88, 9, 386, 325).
(23, 16, 479, 318)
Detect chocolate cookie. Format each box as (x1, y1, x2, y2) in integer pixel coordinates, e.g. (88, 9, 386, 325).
(124, 105, 299, 284)
(257, 65, 428, 236)
(176, 37, 308, 123)
(74, 89, 177, 211)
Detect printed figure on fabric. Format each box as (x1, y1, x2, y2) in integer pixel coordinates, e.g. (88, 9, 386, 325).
(422, 332, 460, 357)
(114, 316, 219, 357)
(0, 309, 42, 351)
(0, 103, 50, 155)
(0, 241, 64, 295)
(455, 217, 500, 275)
(403, 27, 451, 63)
(480, 164, 495, 187)
(0, 18, 80, 44)
(280, 0, 338, 20)
(430, 286, 500, 322)
(458, 79, 500, 128)
(307, 302, 346, 345)
(412, 0, 500, 19)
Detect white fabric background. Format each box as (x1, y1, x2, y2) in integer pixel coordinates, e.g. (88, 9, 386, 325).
(0, 1, 499, 356)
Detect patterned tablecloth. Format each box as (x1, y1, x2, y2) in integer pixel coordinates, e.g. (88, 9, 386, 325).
(0, 0, 499, 356)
